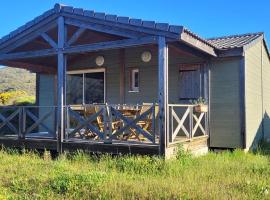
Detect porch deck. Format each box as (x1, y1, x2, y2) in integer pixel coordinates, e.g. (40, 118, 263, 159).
(0, 103, 208, 156)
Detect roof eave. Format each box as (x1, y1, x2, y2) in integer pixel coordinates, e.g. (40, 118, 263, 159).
(216, 47, 244, 58)
(180, 31, 217, 57)
(0, 3, 218, 58)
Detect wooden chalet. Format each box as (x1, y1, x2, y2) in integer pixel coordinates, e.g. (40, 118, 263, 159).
(0, 4, 269, 157)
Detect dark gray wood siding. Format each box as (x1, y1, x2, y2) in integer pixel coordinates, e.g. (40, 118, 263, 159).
(245, 40, 270, 149)
(38, 74, 56, 133)
(64, 46, 204, 104)
(209, 58, 242, 148)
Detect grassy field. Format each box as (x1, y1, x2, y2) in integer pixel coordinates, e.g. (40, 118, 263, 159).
(0, 148, 269, 200)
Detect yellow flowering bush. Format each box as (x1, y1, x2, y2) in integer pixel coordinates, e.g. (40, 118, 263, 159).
(0, 90, 27, 105)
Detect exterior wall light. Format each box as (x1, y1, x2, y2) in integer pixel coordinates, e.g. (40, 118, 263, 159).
(95, 55, 105, 66)
(141, 51, 152, 63)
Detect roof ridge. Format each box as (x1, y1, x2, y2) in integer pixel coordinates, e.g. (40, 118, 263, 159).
(0, 3, 186, 45)
(56, 4, 184, 33)
(207, 32, 264, 41)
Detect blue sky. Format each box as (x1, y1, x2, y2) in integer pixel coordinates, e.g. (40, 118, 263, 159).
(0, 0, 270, 46)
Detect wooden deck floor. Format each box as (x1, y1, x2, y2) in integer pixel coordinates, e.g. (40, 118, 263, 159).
(0, 137, 159, 155)
(0, 135, 208, 156)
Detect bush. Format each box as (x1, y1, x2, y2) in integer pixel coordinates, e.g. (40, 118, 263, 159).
(0, 90, 35, 106)
(0, 90, 27, 105)
(13, 95, 35, 106)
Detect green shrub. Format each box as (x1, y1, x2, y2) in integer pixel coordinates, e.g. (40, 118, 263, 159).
(13, 95, 35, 106)
(0, 90, 35, 106)
(0, 90, 27, 105)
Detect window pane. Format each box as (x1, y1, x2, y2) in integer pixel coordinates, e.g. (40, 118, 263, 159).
(134, 72, 139, 88)
(66, 74, 83, 105)
(84, 72, 104, 104)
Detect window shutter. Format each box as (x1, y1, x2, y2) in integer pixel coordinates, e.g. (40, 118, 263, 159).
(179, 69, 200, 99)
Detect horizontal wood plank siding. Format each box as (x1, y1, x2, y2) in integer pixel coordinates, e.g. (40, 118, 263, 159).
(69, 50, 121, 104)
(39, 74, 55, 106)
(262, 43, 270, 141)
(124, 47, 158, 104)
(38, 74, 56, 132)
(245, 41, 264, 149)
(68, 46, 204, 104)
(209, 58, 242, 148)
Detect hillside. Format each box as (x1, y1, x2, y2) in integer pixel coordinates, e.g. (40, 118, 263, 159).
(0, 67, 36, 95)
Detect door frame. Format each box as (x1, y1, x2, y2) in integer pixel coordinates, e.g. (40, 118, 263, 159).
(67, 68, 106, 104)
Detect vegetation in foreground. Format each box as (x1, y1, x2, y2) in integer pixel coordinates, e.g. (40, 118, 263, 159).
(0, 148, 269, 200)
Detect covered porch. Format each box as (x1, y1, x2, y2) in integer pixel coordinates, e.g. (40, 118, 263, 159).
(0, 4, 213, 156)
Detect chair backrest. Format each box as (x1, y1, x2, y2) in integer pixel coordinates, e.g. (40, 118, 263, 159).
(84, 106, 96, 116)
(139, 103, 152, 117)
(139, 103, 160, 120)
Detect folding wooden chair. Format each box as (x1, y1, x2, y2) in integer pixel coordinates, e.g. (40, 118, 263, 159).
(125, 103, 159, 141)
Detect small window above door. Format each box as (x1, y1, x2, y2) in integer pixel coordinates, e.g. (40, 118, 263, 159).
(130, 68, 139, 92)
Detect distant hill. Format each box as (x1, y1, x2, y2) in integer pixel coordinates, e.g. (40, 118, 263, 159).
(0, 67, 36, 95)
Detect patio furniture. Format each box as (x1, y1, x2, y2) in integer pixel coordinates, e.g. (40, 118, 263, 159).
(123, 103, 159, 141)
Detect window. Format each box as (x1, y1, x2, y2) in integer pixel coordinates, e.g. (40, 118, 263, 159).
(130, 69, 139, 92)
(179, 65, 201, 100)
(66, 69, 105, 105)
(66, 73, 83, 104)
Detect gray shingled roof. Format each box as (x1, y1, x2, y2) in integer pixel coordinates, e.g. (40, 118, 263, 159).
(0, 3, 215, 50)
(0, 3, 266, 55)
(207, 32, 264, 50)
(0, 3, 184, 45)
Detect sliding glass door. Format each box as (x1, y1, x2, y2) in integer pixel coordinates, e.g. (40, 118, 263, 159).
(84, 72, 104, 104)
(66, 69, 105, 105)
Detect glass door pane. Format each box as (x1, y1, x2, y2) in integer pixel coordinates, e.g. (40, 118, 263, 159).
(84, 72, 105, 104)
(66, 74, 83, 105)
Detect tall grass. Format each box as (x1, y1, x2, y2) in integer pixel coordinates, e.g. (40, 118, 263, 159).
(0, 149, 269, 199)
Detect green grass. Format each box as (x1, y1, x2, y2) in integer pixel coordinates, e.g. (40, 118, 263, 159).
(0, 149, 269, 200)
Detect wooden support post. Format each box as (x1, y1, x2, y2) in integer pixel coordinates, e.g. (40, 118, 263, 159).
(189, 106, 193, 139)
(239, 58, 246, 149)
(152, 103, 156, 144)
(119, 49, 125, 104)
(158, 37, 168, 156)
(18, 107, 23, 139)
(204, 63, 210, 136)
(57, 16, 67, 153)
(22, 107, 26, 139)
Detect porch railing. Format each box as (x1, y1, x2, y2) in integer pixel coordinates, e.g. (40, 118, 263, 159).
(0, 106, 57, 139)
(168, 104, 208, 144)
(65, 103, 159, 144)
(0, 104, 208, 146)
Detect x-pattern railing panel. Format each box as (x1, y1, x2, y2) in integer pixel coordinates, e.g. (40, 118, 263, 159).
(192, 113, 206, 137)
(0, 106, 57, 138)
(110, 106, 155, 143)
(171, 107, 190, 140)
(24, 108, 55, 136)
(169, 104, 208, 143)
(0, 107, 20, 136)
(67, 106, 105, 140)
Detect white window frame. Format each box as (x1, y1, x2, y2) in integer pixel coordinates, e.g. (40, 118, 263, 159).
(130, 68, 139, 92)
(67, 68, 106, 104)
